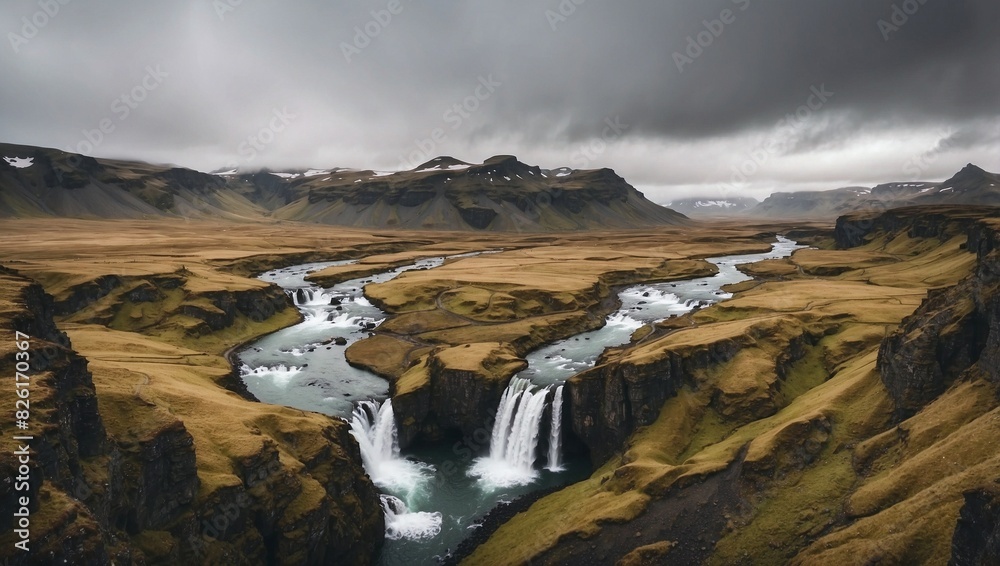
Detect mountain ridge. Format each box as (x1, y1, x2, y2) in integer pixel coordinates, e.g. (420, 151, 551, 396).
(746, 163, 1000, 218)
(0, 143, 688, 231)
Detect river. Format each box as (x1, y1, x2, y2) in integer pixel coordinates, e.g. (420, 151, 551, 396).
(236, 237, 804, 564)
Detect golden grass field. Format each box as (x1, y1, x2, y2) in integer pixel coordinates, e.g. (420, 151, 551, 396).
(464, 228, 995, 565)
(1, 214, 994, 565)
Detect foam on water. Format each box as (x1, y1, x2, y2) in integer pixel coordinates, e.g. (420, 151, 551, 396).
(620, 287, 680, 303)
(329, 313, 365, 327)
(605, 311, 644, 330)
(381, 496, 443, 541)
(466, 456, 540, 489)
(239, 363, 301, 387)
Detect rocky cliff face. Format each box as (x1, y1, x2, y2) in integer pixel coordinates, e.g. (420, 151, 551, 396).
(863, 210, 1000, 419)
(0, 268, 117, 563)
(568, 317, 818, 466)
(834, 205, 998, 249)
(837, 207, 1000, 563)
(53, 268, 294, 340)
(951, 488, 1000, 566)
(392, 344, 526, 447)
(0, 268, 385, 565)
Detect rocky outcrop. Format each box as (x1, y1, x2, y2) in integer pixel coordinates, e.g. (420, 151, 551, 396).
(569, 348, 695, 466)
(875, 286, 989, 419)
(182, 287, 290, 333)
(0, 268, 384, 565)
(951, 488, 1000, 566)
(53, 274, 123, 315)
(55, 270, 295, 338)
(0, 269, 116, 563)
(428, 345, 525, 439)
(456, 205, 499, 230)
(873, 211, 1000, 419)
(568, 318, 817, 465)
(834, 205, 999, 249)
(393, 344, 526, 447)
(179, 426, 384, 566)
(274, 154, 688, 231)
(108, 419, 199, 533)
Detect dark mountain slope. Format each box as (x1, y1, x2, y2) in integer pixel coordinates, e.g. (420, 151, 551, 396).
(1, 145, 687, 231)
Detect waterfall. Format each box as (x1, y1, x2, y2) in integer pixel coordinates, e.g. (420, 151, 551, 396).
(350, 400, 400, 474)
(489, 378, 531, 460)
(546, 385, 564, 472)
(502, 388, 549, 469)
(291, 287, 316, 306)
(349, 399, 434, 498)
(349, 399, 440, 540)
(469, 377, 563, 488)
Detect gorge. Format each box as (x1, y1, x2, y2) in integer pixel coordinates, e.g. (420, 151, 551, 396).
(232, 236, 805, 563)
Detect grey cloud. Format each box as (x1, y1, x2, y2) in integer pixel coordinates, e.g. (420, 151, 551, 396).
(0, 0, 997, 193)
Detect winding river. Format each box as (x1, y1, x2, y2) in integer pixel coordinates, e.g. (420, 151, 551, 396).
(236, 237, 804, 564)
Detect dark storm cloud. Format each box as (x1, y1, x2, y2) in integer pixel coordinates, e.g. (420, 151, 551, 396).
(0, 0, 998, 198)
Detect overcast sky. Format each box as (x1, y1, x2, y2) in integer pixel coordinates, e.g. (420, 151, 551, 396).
(1, 0, 998, 202)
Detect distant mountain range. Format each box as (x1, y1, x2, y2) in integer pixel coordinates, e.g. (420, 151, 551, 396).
(2, 142, 998, 227)
(0, 143, 687, 231)
(669, 164, 1000, 219)
(665, 197, 759, 217)
(747, 164, 1000, 218)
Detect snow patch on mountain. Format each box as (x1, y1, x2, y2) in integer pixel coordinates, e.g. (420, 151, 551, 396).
(694, 200, 737, 208)
(3, 156, 33, 168)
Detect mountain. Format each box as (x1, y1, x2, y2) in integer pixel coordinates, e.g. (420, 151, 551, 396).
(0, 143, 267, 221)
(0, 144, 688, 231)
(266, 155, 687, 230)
(748, 164, 1000, 218)
(665, 196, 758, 217)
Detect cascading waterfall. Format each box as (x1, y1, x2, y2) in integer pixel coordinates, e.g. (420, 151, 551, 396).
(469, 377, 563, 488)
(546, 385, 564, 472)
(349, 400, 400, 475)
(349, 399, 442, 540)
(503, 387, 549, 469)
(488, 378, 530, 460)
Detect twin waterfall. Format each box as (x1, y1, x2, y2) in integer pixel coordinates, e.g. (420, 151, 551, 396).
(469, 377, 566, 488)
(349, 383, 565, 545)
(351, 378, 567, 502)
